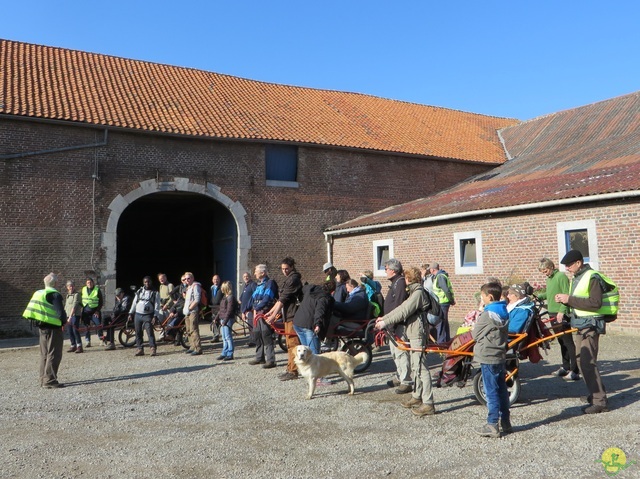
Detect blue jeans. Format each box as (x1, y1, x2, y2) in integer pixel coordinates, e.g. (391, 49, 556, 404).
(221, 324, 234, 358)
(134, 313, 156, 349)
(82, 309, 102, 343)
(481, 363, 510, 425)
(293, 324, 320, 354)
(68, 316, 83, 347)
(436, 303, 451, 343)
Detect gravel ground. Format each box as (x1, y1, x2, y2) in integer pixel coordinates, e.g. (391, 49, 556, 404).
(1, 325, 639, 479)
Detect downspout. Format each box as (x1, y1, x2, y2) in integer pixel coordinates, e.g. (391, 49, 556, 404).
(0, 128, 109, 160)
(325, 233, 333, 267)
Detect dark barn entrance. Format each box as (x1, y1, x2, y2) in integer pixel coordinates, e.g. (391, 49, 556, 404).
(116, 192, 237, 291)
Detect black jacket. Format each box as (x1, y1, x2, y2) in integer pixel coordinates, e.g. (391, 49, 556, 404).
(293, 284, 334, 339)
(278, 271, 303, 320)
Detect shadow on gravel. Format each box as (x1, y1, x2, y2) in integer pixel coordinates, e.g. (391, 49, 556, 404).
(62, 364, 214, 387)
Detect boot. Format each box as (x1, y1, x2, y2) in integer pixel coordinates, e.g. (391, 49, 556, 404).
(411, 403, 436, 417)
(150, 347, 157, 357)
(134, 348, 144, 356)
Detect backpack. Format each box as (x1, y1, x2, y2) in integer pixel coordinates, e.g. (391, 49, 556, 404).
(419, 287, 442, 326)
(595, 273, 619, 323)
(136, 288, 157, 315)
(372, 291, 385, 311)
(193, 282, 208, 307)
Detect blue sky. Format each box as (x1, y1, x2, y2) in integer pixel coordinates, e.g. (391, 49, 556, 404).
(3, 1, 638, 119)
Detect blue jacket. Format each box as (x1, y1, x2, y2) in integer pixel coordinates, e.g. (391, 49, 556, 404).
(240, 280, 257, 314)
(251, 277, 278, 312)
(507, 298, 536, 333)
(333, 287, 369, 319)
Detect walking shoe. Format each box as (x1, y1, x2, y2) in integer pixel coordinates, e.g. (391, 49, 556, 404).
(67, 346, 77, 353)
(395, 384, 413, 394)
(584, 404, 609, 414)
(564, 372, 580, 381)
(500, 419, 513, 434)
(223, 356, 234, 361)
(262, 362, 276, 369)
(190, 350, 203, 356)
(75, 347, 84, 354)
(279, 372, 298, 381)
(552, 367, 569, 377)
(150, 347, 157, 357)
(216, 355, 226, 360)
(475, 423, 500, 438)
(387, 378, 401, 388)
(44, 382, 66, 389)
(134, 349, 144, 356)
(401, 397, 422, 409)
(85, 341, 91, 348)
(411, 403, 436, 417)
(248, 359, 265, 365)
(105, 343, 116, 351)
(185, 349, 194, 354)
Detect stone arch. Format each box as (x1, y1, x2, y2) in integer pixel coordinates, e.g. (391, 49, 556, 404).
(101, 177, 250, 303)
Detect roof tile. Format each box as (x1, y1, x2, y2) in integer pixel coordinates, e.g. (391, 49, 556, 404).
(0, 39, 516, 163)
(329, 92, 640, 231)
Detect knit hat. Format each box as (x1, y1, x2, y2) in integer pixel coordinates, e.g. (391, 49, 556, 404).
(509, 283, 528, 297)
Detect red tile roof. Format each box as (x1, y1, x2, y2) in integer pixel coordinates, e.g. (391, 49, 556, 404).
(328, 92, 640, 232)
(0, 39, 517, 163)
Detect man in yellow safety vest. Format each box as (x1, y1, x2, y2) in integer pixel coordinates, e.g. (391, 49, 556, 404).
(23, 273, 68, 388)
(555, 249, 619, 414)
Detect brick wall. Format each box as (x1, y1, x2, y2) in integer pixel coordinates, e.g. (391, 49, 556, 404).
(330, 200, 640, 335)
(0, 118, 492, 334)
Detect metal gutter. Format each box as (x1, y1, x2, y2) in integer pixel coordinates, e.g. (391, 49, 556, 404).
(324, 190, 640, 239)
(0, 128, 108, 160)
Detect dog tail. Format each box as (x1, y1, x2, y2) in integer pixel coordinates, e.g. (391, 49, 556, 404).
(354, 352, 367, 365)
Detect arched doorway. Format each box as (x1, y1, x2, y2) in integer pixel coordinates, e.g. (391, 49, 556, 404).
(102, 178, 250, 306)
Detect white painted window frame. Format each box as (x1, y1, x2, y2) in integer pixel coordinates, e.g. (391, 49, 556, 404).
(556, 220, 599, 270)
(373, 239, 393, 276)
(454, 230, 483, 275)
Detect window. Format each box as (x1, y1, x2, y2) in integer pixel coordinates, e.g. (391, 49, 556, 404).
(373, 240, 393, 276)
(557, 220, 599, 270)
(461, 239, 477, 267)
(265, 145, 298, 187)
(454, 231, 483, 274)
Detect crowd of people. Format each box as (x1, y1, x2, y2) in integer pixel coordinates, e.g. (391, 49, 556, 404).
(23, 249, 616, 438)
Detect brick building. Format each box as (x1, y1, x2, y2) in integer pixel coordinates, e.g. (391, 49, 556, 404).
(0, 40, 517, 333)
(326, 92, 640, 334)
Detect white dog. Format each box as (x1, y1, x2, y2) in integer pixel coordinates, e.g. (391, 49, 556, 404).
(293, 345, 366, 399)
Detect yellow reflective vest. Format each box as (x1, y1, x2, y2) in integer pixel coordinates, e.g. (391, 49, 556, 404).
(570, 268, 619, 328)
(432, 273, 454, 305)
(82, 286, 100, 308)
(23, 288, 63, 326)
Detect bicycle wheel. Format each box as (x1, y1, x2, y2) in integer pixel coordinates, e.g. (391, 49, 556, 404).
(118, 326, 137, 348)
(177, 327, 190, 350)
(341, 340, 373, 374)
(472, 370, 521, 406)
(278, 334, 287, 352)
